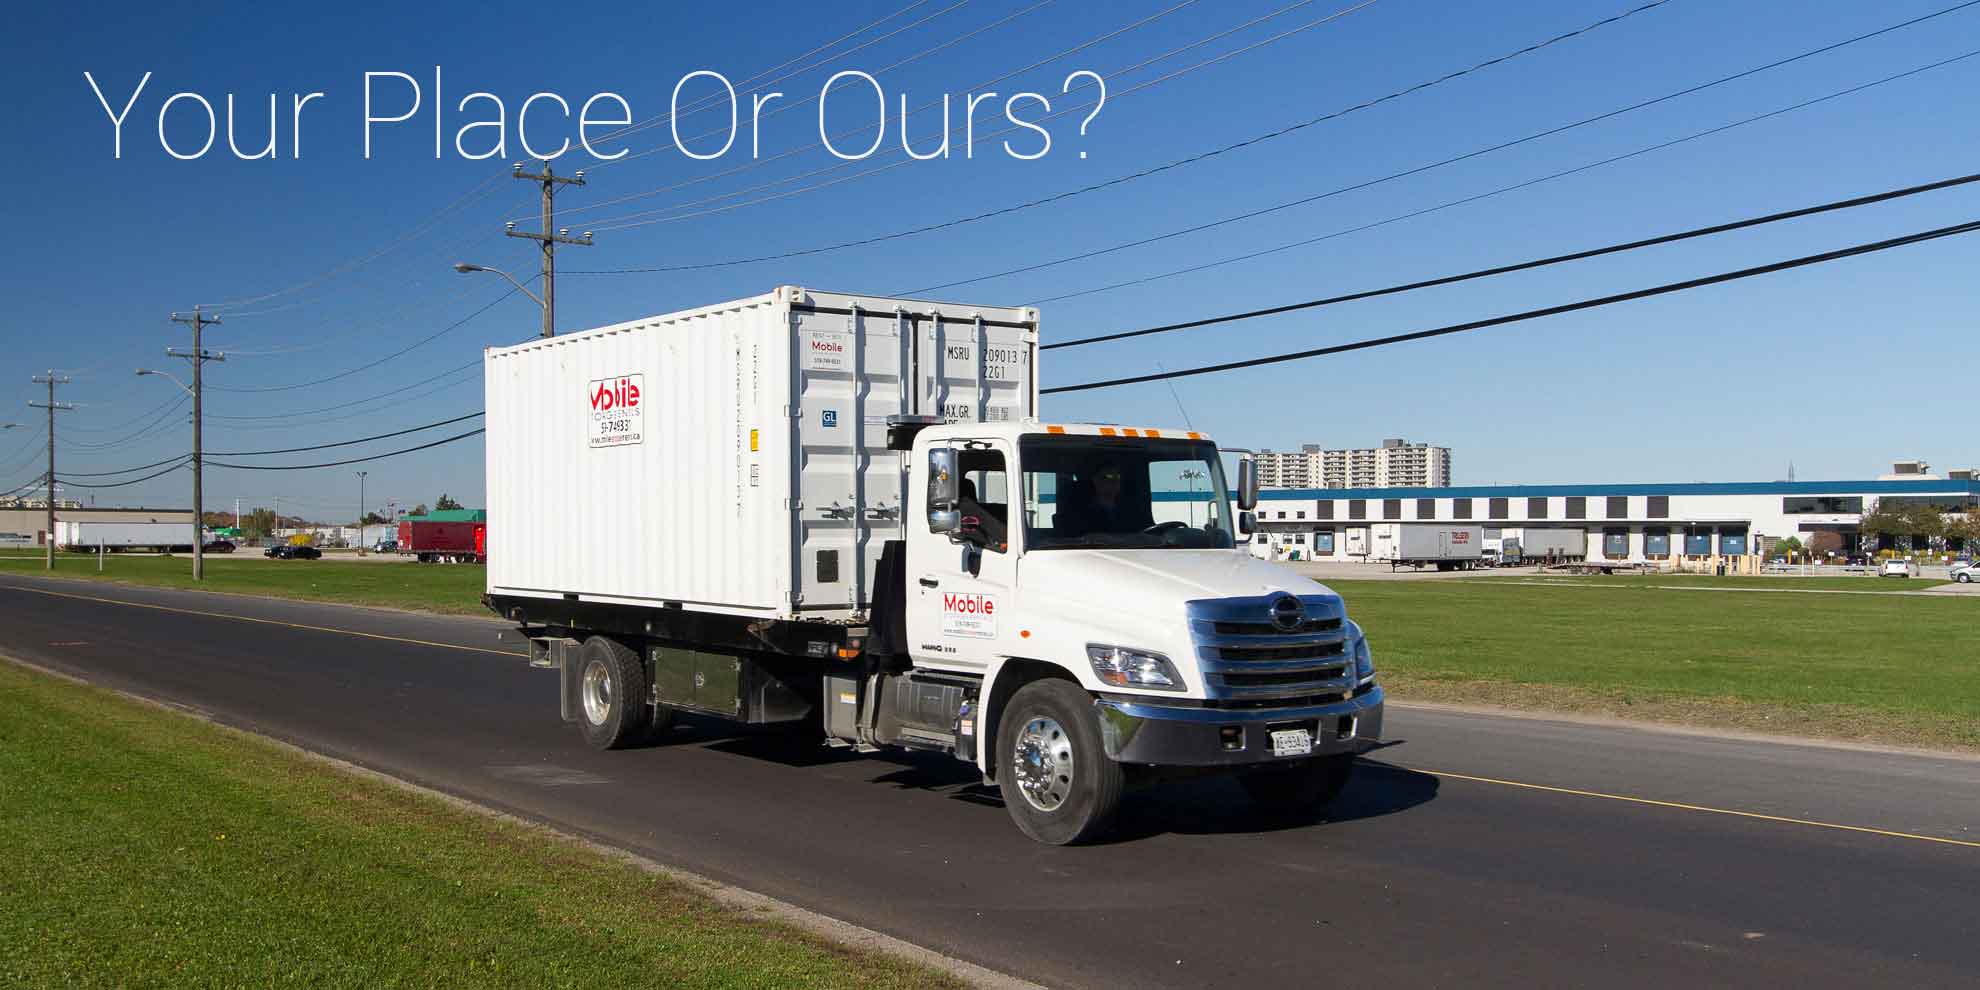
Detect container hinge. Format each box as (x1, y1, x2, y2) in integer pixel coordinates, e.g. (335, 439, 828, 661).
(785, 590, 803, 604)
(782, 404, 801, 418)
(783, 498, 803, 510)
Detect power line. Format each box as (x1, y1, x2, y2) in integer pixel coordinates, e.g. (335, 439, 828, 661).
(552, 0, 1053, 203)
(583, 0, 1655, 236)
(207, 282, 524, 393)
(59, 453, 190, 477)
(1024, 48, 1980, 306)
(66, 396, 189, 451)
(584, 0, 967, 160)
(208, 411, 484, 456)
(206, 360, 479, 422)
(1043, 217, 1980, 394)
(56, 462, 189, 489)
(558, 0, 1205, 220)
(1047, 170, 1980, 349)
(208, 428, 487, 471)
(897, 0, 1980, 296)
(579, 0, 1386, 234)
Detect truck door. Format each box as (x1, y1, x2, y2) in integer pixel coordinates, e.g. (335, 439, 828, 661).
(906, 440, 1018, 672)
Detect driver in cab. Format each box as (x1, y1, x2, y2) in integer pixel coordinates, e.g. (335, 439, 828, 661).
(1072, 464, 1154, 535)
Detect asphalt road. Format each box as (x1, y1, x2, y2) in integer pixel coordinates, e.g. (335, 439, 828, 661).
(5, 573, 1977, 988)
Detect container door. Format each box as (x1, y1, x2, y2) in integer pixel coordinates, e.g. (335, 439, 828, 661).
(912, 312, 1033, 427)
(792, 306, 908, 613)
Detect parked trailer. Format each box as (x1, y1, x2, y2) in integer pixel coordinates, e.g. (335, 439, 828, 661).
(397, 520, 484, 563)
(1369, 523, 1485, 571)
(1500, 527, 1585, 564)
(484, 286, 1385, 845)
(54, 520, 199, 552)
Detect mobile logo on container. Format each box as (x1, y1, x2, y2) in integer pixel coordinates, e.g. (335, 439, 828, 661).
(588, 374, 644, 448)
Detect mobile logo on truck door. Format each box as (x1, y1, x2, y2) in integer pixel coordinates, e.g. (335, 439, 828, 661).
(940, 593, 997, 639)
(588, 374, 643, 448)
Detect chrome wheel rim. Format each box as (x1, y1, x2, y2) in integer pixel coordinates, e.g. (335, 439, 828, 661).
(581, 659, 613, 726)
(1011, 715, 1075, 813)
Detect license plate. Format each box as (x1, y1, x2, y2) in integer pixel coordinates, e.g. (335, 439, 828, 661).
(1270, 728, 1313, 758)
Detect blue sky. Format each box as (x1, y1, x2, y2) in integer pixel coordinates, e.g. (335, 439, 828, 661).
(4, 0, 1978, 520)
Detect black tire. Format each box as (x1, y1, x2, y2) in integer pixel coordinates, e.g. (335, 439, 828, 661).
(994, 679, 1124, 845)
(575, 636, 655, 750)
(1958, 573, 1972, 584)
(1239, 753, 1356, 814)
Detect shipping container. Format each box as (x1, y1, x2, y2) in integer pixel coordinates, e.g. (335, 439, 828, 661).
(1502, 527, 1585, 562)
(484, 286, 1038, 621)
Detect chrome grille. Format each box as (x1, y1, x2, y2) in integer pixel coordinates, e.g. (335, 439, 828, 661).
(1188, 593, 1353, 702)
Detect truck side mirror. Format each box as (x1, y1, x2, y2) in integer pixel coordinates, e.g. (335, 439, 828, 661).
(927, 447, 961, 534)
(1237, 457, 1259, 511)
(1238, 510, 1256, 536)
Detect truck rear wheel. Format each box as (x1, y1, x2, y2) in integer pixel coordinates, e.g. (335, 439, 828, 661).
(1239, 754, 1355, 814)
(995, 679, 1124, 845)
(575, 636, 658, 750)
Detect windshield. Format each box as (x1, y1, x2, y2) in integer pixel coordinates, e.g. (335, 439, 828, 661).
(1020, 436, 1234, 551)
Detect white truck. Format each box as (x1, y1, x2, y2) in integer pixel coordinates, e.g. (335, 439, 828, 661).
(483, 287, 1383, 845)
(54, 520, 201, 552)
(1370, 522, 1485, 571)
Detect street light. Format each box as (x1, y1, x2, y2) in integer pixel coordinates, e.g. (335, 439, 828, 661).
(453, 262, 546, 307)
(1180, 468, 1206, 527)
(135, 368, 192, 395)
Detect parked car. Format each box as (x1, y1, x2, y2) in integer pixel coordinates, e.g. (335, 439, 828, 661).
(1953, 561, 1976, 584)
(264, 544, 321, 560)
(1880, 558, 1919, 578)
(372, 540, 398, 553)
(202, 540, 236, 554)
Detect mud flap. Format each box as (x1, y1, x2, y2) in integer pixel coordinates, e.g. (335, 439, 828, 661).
(536, 637, 582, 723)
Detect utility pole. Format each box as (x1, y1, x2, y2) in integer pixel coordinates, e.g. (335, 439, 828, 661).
(28, 372, 73, 570)
(505, 161, 592, 338)
(357, 470, 367, 556)
(169, 306, 224, 581)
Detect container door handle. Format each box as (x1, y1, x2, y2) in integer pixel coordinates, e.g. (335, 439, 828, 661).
(918, 577, 940, 588)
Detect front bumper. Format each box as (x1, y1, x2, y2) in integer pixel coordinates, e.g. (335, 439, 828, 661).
(1095, 686, 1384, 767)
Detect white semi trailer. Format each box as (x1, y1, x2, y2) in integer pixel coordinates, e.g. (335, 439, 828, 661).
(483, 287, 1383, 845)
(1369, 522, 1485, 571)
(54, 520, 200, 552)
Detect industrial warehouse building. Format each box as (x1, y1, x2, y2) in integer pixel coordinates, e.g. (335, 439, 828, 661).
(1250, 474, 1980, 564)
(0, 506, 196, 547)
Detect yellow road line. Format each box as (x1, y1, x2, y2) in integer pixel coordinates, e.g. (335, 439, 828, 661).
(0, 582, 523, 658)
(1404, 765, 1980, 850)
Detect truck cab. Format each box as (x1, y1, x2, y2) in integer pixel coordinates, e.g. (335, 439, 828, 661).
(887, 419, 1383, 842)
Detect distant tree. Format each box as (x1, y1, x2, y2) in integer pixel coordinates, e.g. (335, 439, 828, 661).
(434, 494, 463, 511)
(361, 511, 390, 525)
(243, 508, 279, 539)
(409, 503, 429, 517)
(1773, 536, 1804, 562)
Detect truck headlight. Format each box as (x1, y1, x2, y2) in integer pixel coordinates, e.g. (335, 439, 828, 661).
(1347, 621, 1375, 683)
(1087, 644, 1185, 691)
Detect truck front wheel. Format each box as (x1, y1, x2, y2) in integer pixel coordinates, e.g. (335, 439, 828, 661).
(995, 679, 1124, 845)
(575, 636, 660, 750)
(1239, 754, 1355, 814)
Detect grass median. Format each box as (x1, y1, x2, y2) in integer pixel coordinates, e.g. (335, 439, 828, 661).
(0, 660, 959, 989)
(1330, 577, 1980, 751)
(0, 550, 488, 615)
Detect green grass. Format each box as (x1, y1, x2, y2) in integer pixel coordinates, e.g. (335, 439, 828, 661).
(0, 660, 958, 990)
(1329, 577, 1980, 750)
(1484, 573, 1950, 592)
(7, 550, 1975, 749)
(0, 551, 489, 614)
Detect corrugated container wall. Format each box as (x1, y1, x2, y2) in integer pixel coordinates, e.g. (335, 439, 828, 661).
(485, 287, 1037, 622)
